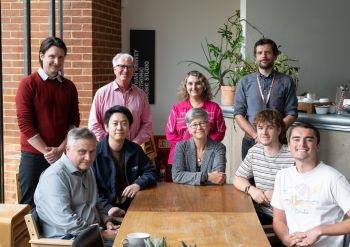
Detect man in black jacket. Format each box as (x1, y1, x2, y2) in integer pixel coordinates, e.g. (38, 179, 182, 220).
(92, 105, 157, 218)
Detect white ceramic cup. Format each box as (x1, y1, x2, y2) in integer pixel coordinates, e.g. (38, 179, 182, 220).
(121, 232, 150, 247)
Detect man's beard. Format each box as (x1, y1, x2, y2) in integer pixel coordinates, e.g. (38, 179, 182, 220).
(258, 61, 274, 70)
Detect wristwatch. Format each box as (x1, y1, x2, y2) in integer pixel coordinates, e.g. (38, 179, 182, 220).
(244, 185, 251, 194)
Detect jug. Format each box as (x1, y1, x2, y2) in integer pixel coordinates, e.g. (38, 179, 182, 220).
(335, 84, 349, 114)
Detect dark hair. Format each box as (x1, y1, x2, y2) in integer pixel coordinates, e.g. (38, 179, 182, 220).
(39, 37, 67, 67)
(287, 122, 320, 144)
(103, 105, 133, 127)
(177, 70, 213, 101)
(254, 38, 280, 57)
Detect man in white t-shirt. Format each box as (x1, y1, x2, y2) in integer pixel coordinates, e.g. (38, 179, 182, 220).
(271, 122, 350, 247)
(233, 109, 294, 224)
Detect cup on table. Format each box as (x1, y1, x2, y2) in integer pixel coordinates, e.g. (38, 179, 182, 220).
(121, 232, 150, 247)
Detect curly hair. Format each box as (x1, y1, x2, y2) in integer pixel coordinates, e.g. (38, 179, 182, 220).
(253, 109, 285, 141)
(177, 71, 213, 101)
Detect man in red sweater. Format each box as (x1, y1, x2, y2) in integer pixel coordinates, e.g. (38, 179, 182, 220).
(15, 37, 80, 208)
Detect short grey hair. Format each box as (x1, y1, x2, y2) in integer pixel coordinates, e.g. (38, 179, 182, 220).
(184, 108, 209, 125)
(67, 128, 97, 147)
(112, 53, 134, 67)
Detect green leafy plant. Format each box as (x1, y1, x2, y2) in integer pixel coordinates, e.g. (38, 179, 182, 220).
(182, 10, 300, 96)
(181, 241, 197, 247)
(144, 237, 167, 247)
(182, 10, 248, 96)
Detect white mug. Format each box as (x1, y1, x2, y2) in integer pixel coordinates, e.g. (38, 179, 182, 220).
(121, 232, 150, 247)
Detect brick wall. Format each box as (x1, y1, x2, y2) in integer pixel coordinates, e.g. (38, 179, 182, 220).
(1, 0, 121, 203)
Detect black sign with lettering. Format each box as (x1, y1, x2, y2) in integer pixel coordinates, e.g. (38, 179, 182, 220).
(130, 30, 155, 104)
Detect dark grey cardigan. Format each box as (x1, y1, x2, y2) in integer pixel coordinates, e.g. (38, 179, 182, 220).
(172, 137, 226, 185)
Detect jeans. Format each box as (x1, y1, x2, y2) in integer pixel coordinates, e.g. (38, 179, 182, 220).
(241, 137, 256, 186)
(19, 152, 50, 208)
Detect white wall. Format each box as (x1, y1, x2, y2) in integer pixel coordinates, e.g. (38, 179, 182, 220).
(121, 0, 239, 135)
(243, 0, 350, 100)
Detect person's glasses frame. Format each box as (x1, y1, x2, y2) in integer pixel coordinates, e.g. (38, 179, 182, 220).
(189, 121, 208, 129)
(115, 64, 135, 70)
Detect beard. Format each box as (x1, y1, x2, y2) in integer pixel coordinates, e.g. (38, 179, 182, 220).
(258, 60, 274, 70)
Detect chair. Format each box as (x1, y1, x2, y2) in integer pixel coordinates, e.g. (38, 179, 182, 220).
(24, 213, 73, 247)
(262, 224, 282, 245)
(72, 224, 104, 247)
(141, 134, 157, 163)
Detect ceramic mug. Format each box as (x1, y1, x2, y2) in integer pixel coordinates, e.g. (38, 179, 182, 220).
(121, 232, 150, 247)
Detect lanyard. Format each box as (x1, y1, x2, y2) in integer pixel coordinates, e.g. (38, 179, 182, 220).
(256, 73, 276, 108)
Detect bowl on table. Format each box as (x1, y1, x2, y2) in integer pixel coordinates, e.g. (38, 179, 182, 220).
(319, 98, 330, 103)
(315, 105, 329, 114)
(328, 105, 336, 114)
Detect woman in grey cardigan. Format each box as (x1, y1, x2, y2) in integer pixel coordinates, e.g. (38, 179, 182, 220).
(172, 108, 227, 185)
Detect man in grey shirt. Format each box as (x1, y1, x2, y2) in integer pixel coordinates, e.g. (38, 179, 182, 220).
(34, 128, 118, 246)
(233, 38, 298, 159)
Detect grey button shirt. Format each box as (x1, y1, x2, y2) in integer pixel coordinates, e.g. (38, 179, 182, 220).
(233, 71, 298, 124)
(34, 154, 102, 238)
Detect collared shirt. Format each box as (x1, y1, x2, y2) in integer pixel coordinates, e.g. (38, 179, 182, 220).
(88, 80, 152, 145)
(233, 71, 298, 125)
(34, 154, 104, 238)
(38, 67, 62, 82)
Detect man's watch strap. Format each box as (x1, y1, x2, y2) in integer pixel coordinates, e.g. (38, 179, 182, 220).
(244, 185, 251, 194)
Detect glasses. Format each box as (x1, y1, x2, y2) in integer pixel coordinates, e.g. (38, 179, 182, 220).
(189, 122, 208, 129)
(115, 64, 134, 70)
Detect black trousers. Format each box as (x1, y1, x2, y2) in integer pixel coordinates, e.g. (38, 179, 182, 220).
(19, 152, 50, 208)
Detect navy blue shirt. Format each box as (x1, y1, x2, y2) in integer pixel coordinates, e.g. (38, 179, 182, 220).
(233, 71, 298, 124)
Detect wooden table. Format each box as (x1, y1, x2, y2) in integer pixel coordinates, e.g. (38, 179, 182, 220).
(113, 183, 270, 247)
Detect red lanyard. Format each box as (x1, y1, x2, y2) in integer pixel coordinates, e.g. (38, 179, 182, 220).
(256, 73, 276, 108)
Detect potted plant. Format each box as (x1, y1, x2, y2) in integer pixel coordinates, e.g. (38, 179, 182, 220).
(182, 10, 253, 106)
(182, 10, 299, 106)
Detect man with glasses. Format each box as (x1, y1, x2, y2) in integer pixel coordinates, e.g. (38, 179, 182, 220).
(88, 53, 152, 145)
(92, 105, 157, 217)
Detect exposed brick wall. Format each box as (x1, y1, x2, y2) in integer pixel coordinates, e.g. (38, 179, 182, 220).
(1, 0, 121, 203)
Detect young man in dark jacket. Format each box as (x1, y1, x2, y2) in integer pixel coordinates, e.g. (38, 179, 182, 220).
(92, 105, 157, 218)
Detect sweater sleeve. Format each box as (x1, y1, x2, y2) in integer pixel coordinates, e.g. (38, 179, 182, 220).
(15, 77, 39, 139)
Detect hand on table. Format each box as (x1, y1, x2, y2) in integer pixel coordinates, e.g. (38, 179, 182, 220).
(208, 171, 226, 185)
(248, 187, 270, 204)
(108, 206, 125, 217)
(122, 184, 141, 198)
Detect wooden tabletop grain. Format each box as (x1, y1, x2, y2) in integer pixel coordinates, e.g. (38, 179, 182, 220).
(113, 183, 271, 247)
(128, 183, 255, 213)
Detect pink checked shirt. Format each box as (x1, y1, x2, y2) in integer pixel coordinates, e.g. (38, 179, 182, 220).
(88, 80, 152, 144)
(165, 100, 226, 164)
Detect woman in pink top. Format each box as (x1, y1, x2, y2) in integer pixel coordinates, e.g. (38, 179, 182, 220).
(166, 71, 226, 173)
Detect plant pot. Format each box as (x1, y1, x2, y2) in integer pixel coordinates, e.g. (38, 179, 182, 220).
(220, 85, 236, 106)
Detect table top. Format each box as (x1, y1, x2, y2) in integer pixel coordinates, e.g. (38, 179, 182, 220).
(128, 183, 255, 213)
(113, 183, 270, 247)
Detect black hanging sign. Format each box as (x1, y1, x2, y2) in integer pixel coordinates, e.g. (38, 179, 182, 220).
(130, 30, 155, 104)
